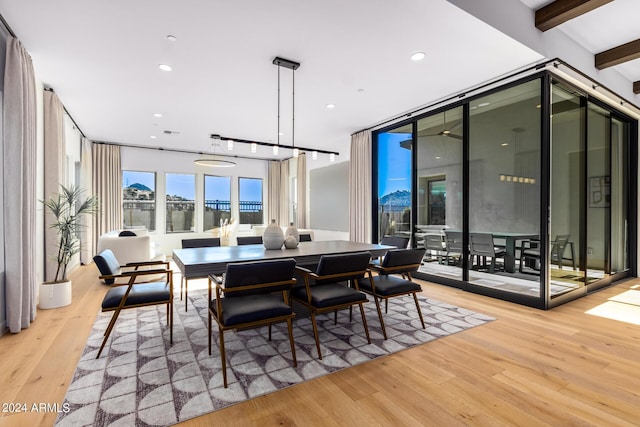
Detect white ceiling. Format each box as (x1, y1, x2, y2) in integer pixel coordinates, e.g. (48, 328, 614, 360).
(2, 0, 634, 163)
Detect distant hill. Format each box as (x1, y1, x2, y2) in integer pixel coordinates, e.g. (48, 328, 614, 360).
(380, 190, 410, 206)
(127, 183, 152, 192)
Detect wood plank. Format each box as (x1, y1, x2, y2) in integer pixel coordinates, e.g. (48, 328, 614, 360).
(596, 38, 640, 69)
(3, 264, 640, 426)
(535, 0, 613, 32)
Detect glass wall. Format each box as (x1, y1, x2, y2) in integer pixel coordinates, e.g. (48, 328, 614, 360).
(374, 72, 634, 308)
(166, 173, 195, 233)
(204, 175, 231, 231)
(122, 170, 156, 231)
(468, 80, 542, 296)
(377, 123, 412, 243)
(415, 107, 463, 280)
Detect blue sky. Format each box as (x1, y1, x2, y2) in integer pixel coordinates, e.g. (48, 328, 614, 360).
(123, 171, 262, 202)
(378, 132, 412, 198)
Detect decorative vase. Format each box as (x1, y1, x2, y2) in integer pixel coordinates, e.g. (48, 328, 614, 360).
(285, 222, 299, 243)
(263, 219, 284, 250)
(39, 280, 72, 309)
(284, 235, 298, 249)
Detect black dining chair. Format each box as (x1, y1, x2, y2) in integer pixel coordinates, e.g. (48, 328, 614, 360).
(93, 249, 173, 358)
(299, 233, 312, 242)
(291, 252, 372, 359)
(180, 237, 222, 310)
(236, 236, 263, 245)
(469, 233, 506, 273)
(372, 235, 411, 266)
(208, 258, 298, 388)
(363, 248, 426, 339)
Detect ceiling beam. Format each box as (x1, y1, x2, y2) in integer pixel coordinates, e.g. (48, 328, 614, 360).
(595, 38, 640, 69)
(535, 0, 613, 32)
(634, 81, 640, 94)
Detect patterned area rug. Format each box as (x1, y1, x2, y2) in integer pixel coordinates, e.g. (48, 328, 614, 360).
(55, 289, 494, 426)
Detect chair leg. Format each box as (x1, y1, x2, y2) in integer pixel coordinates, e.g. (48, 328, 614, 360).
(286, 318, 297, 367)
(412, 293, 426, 329)
(310, 312, 322, 359)
(97, 309, 122, 358)
(220, 331, 228, 388)
(208, 311, 212, 355)
(385, 298, 388, 314)
(335, 309, 338, 324)
(268, 323, 272, 341)
(184, 278, 189, 311)
(180, 276, 184, 300)
(358, 303, 371, 344)
(349, 306, 353, 322)
(373, 297, 387, 340)
(168, 301, 174, 344)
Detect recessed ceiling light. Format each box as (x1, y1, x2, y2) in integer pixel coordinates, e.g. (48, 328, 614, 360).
(158, 64, 172, 71)
(478, 102, 490, 107)
(326, 103, 335, 109)
(150, 135, 157, 139)
(435, 156, 441, 160)
(410, 51, 426, 61)
(153, 113, 162, 117)
(166, 35, 177, 42)
(501, 143, 509, 147)
(357, 88, 365, 93)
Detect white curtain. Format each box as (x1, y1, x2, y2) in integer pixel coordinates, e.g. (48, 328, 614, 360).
(296, 152, 307, 228)
(43, 90, 65, 281)
(267, 160, 281, 223)
(92, 143, 122, 247)
(349, 130, 372, 243)
(3, 36, 37, 332)
(80, 137, 94, 263)
(279, 160, 289, 226)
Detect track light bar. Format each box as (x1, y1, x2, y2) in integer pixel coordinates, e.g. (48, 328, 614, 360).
(210, 134, 339, 157)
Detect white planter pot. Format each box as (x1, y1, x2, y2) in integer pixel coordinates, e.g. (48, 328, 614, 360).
(39, 280, 72, 309)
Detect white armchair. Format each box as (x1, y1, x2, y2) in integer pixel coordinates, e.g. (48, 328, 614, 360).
(96, 230, 165, 265)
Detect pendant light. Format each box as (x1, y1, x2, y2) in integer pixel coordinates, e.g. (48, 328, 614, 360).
(273, 57, 300, 158)
(194, 137, 236, 167)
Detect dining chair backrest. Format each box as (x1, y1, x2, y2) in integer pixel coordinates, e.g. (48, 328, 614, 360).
(236, 236, 263, 245)
(223, 258, 296, 297)
(424, 234, 444, 252)
(551, 234, 570, 257)
(445, 231, 463, 253)
(93, 249, 121, 284)
(314, 252, 371, 284)
(469, 233, 497, 257)
(380, 236, 410, 249)
(381, 249, 426, 273)
(182, 237, 221, 248)
(299, 233, 312, 242)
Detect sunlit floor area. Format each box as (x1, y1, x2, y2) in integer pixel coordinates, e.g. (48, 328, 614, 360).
(586, 285, 640, 326)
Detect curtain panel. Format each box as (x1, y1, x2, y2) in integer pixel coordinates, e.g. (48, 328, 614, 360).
(279, 160, 289, 226)
(296, 153, 307, 228)
(80, 138, 94, 263)
(3, 36, 37, 332)
(92, 143, 122, 248)
(349, 130, 372, 243)
(43, 90, 66, 281)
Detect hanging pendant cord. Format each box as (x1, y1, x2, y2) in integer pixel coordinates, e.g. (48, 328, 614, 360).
(292, 67, 295, 149)
(277, 65, 281, 147)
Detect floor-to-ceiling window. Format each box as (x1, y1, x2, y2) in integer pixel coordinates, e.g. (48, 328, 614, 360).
(374, 72, 635, 309)
(376, 123, 412, 243)
(415, 107, 463, 280)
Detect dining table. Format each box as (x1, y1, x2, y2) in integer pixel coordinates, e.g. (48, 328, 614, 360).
(172, 239, 395, 280)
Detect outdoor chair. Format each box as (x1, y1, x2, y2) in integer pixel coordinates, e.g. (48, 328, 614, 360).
(208, 258, 297, 388)
(363, 248, 426, 339)
(93, 249, 173, 358)
(291, 252, 372, 359)
(444, 231, 463, 265)
(469, 232, 506, 273)
(519, 234, 576, 274)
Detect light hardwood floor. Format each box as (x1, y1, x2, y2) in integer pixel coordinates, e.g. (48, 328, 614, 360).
(1, 263, 640, 426)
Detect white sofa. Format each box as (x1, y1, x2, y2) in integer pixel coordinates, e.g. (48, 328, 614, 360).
(96, 229, 165, 265)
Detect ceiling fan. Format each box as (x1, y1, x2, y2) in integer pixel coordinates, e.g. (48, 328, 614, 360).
(424, 112, 463, 140)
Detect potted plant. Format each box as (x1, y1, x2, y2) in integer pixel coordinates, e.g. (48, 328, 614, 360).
(40, 184, 99, 309)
